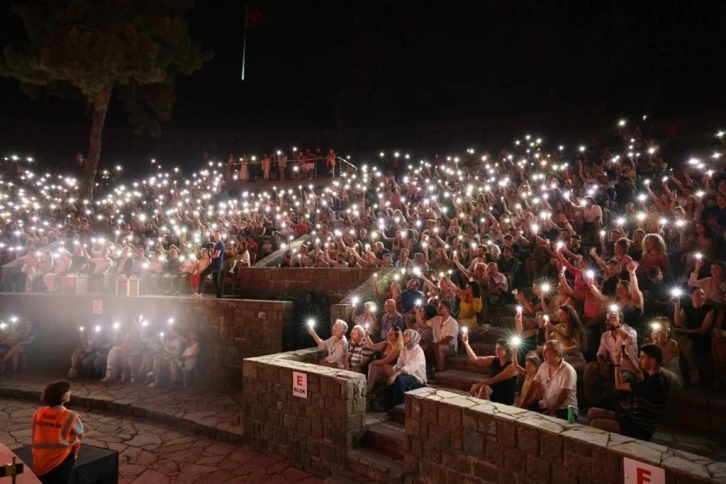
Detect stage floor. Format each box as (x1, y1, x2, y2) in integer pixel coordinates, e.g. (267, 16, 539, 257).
(0, 396, 322, 484)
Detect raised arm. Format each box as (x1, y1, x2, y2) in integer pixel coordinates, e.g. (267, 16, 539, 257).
(461, 332, 494, 366)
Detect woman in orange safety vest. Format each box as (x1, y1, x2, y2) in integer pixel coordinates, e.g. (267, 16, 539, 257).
(31, 381, 83, 484)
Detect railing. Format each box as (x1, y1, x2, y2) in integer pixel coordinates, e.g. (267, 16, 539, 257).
(0, 240, 66, 291)
(336, 156, 358, 178)
(227, 156, 357, 181)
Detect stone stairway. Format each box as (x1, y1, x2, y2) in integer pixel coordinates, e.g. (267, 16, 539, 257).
(333, 312, 511, 483)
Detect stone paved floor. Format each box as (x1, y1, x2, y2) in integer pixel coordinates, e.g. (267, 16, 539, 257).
(0, 371, 245, 435)
(0, 398, 323, 484)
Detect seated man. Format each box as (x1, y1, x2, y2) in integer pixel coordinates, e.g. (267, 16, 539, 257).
(522, 340, 578, 420)
(376, 299, 405, 344)
(400, 279, 426, 319)
(587, 344, 669, 441)
(425, 300, 459, 374)
(482, 262, 509, 300)
(583, 309, 638, 406)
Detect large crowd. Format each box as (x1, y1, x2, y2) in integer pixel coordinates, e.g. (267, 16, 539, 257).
(2, 118, 726, 442)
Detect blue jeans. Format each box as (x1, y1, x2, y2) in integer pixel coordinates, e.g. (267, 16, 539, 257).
(391, 374, 424, 406)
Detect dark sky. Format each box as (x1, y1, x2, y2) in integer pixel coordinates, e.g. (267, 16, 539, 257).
(1, 0, 726, 133)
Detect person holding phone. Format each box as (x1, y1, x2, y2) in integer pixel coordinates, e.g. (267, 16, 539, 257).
(587, 344, 669, 441)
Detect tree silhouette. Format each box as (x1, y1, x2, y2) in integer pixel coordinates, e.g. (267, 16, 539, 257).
(1, 0, 212, 198)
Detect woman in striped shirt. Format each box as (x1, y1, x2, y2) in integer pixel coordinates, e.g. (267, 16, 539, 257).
(345, 325, 374, 373)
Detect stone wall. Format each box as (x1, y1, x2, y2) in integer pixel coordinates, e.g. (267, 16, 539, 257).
(404, 387, 725, 484)
(0, 294, 293, 386)
(241, 349, 367, 478)
(237, 267, 377, 305)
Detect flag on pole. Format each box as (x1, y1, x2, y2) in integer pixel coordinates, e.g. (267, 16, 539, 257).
(246, 6, 269, 28)
(241, 6, 269, 81)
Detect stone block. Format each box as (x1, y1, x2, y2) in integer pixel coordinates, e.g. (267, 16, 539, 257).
(497, 420, 516, 448)
(406, 417, 421, 437)
(423, 440, 442, 463)
(483, 442, 504, 468)
(551, 464, 577, 484)
(562, 450, 592, 477)
(411, 398, 423, 421)
(464, 430, 484, 457)
(321, 377, 336, 396)
(346, 413, 363, 431)
(472, 459, 498, 481)
(422, 398, 439, 424)
(504, 447, 527, 475)
(478, 414, 498, 436)
(538, 431, 563, 465)
(516, 426, 540, 456)
(564, 438, 593, 457)
(590, 446, 621, 482)
(525, 454, 551, 483)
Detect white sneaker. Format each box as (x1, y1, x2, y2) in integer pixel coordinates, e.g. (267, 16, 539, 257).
(100, 375, 114, 383)
(148, 382, 155, 388)
(120, 375, 127, 383)
(67, 369, 78, 379)
(130, 376, 136, 384)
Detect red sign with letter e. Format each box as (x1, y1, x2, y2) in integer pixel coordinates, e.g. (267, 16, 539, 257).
(92, 300, 103, 315)
(624, 457, 664, 484)
(292, 371, 307, 399)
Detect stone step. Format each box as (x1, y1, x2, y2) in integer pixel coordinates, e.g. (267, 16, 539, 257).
(433, 369, 488, 391)
(447, 354, 492, 373)
(360, 421, 406, 462)
(347, 448, 404, 483)
(390, 404, 405, 425)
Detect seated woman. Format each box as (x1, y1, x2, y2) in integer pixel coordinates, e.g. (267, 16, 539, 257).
(101, 320, 146, 383)
(644, 317, 683, 391)
(67, 328, 106, 378)
(511, 348, 543, 408)
(344, 325, 373, 373)
(462, 334, 518, 405)
(147, 331, 184, 388)
(352, 301, 379, 331)
(445, 279, 483, 331)
(387, 329, 427, 406)
(308, 319, 348, 369)
(544, 305, 587, 374)
(171, 330, 201, 385)
(365, 326, 403, 396)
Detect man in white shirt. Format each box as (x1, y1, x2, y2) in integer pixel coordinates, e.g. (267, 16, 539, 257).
(427, 300, 459, 373)
(526, 340, 578, 420)
(583, 309, 638, 406)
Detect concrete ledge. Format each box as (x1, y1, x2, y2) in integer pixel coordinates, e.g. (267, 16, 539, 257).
(403, 387, 726, 484)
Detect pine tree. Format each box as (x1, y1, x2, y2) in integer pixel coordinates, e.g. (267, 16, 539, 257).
(1, 0, 213, 198)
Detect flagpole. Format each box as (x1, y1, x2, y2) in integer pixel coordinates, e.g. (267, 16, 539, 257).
(241, 6, 248, 81)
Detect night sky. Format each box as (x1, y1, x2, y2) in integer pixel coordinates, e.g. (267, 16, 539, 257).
(1, 1, 725, 133)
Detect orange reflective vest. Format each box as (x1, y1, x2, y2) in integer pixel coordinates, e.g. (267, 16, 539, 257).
(31, 407, 81, 476)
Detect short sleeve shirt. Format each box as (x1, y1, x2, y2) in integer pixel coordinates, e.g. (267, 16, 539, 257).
(210, 241, 225, 268)
(534, 360, 578, 411)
